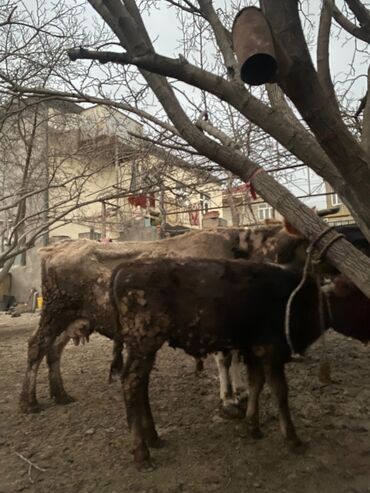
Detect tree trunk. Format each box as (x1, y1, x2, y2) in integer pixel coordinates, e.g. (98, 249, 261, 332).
(0, 257, 15, 285)
(263, 0, 370, 240)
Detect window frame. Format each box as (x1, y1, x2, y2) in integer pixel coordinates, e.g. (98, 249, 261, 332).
(257, 203, 273, 221)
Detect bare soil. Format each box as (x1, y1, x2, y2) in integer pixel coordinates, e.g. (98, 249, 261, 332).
(0, 312, 370, 493)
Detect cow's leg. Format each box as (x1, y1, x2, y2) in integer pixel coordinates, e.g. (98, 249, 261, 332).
(46, 318, 90, 404)
(245, 357, 265, 439)
(214, 351, 244, 419)
(19, 326, 50, 413)
(109, 336, 124, 383)
(229, 350, 249, 406)
(263, 357, 302, 450)
(47, 332, 76, 405)
(123, 351, 154, 471)
(140, 353, 165, 449)
(194, 357, 204, 373)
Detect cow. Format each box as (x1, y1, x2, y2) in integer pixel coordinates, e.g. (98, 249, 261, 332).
(110, 256, 370, 470)
(19, 228, 254, 413)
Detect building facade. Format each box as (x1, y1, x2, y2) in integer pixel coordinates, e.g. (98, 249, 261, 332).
(323, 182, 354, 226)
(1, 100, 225, 300)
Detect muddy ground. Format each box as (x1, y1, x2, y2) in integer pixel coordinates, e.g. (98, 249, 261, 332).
(0, 312, 369, 493)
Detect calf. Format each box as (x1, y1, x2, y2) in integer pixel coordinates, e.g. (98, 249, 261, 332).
(111, 258, 332, 470)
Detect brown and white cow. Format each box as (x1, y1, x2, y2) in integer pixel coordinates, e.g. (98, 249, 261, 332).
(19, 228, 250, 413)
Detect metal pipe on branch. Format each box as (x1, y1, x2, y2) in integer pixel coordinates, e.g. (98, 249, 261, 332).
(232, 7, 277, 85)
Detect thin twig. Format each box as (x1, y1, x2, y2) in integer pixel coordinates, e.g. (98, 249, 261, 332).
(15, 451, 47, 484)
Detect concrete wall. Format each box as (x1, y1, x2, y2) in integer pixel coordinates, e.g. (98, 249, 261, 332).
(202, 217, 228, 229)
(119, 220, 159, 241)
(10, 247, 42, 303)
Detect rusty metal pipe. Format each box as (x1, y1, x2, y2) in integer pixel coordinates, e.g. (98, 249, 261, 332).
(232, 7, 277, 86)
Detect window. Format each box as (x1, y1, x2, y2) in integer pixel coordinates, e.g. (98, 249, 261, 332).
(200, 193, 210, 214)
(258, 203, 273, 221)
(332, 193, 342, 206)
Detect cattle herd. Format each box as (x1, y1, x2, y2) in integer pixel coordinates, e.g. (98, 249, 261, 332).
(18, 218, 370, 471)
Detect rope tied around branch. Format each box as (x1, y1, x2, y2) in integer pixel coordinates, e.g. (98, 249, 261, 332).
(310, 226, 345, 264)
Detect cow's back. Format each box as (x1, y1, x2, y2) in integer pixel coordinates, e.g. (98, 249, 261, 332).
(111, 258, 321, 359)
(37, 231, 242, 336)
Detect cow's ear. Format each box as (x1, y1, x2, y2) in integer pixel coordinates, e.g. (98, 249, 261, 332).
(283, 218, 302, 237)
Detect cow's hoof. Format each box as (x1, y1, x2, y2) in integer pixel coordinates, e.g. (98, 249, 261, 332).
(147, 436, 166, 449)
(237, 397, 248, 411)
(219, 403, 245, 419)
(195, 358, 204, 373)
(53, 394, 76, 405)
(19, 400, 41, 414)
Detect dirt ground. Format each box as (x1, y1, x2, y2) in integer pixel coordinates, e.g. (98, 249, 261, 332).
(0, 313, 370, 493)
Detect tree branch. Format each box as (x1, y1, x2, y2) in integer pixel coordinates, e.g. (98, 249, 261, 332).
(344, 0, 370, 29)
(330, 0, 370, 43)
(361, 67, 370, 158)
(266, 84, 304, 129)
(166, 0, 202, 15)
(317, 0, 340, 112)
(3, 81, 178, 135)
(197, 0, 239, 79)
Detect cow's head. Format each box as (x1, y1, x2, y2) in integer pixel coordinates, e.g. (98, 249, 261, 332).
(323, 275, 370, 344)
(229, 209, 369, 274)
(231, 224, 282, 261)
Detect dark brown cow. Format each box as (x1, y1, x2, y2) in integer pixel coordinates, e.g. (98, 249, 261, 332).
(110, 257, 369, 470)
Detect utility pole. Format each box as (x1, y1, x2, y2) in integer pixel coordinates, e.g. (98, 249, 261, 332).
(158, 182, 166, 239)
(42, 105, 49, 246)
(101, 201, 107, 239)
